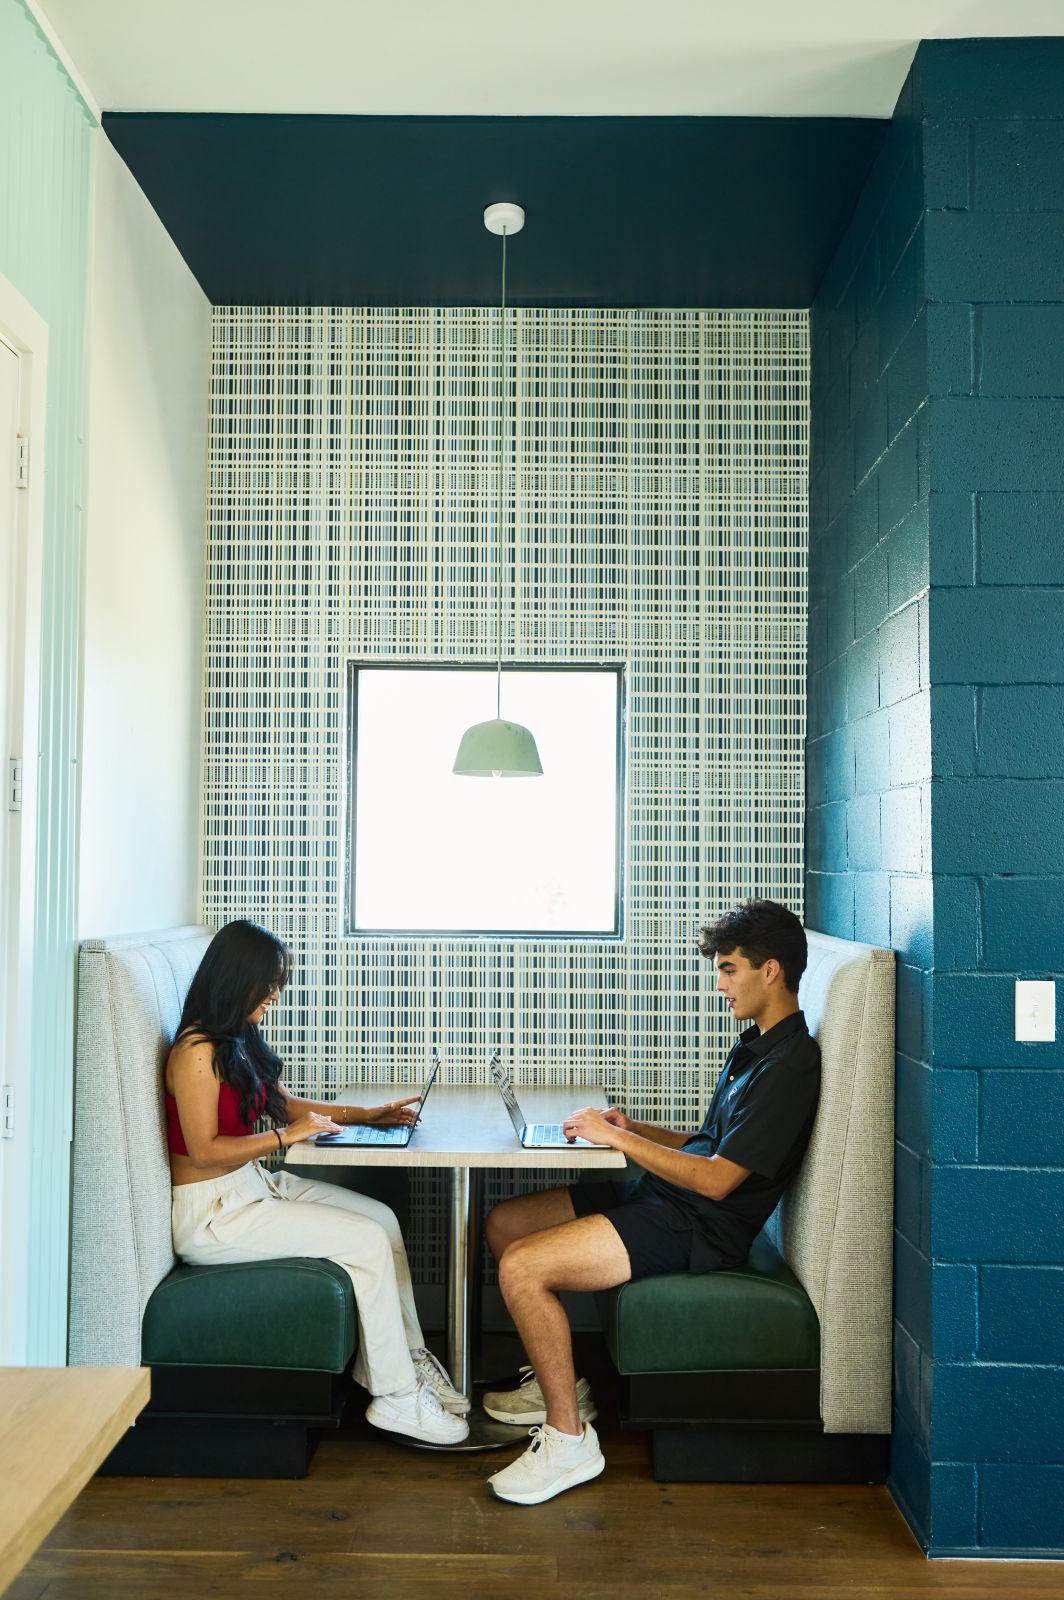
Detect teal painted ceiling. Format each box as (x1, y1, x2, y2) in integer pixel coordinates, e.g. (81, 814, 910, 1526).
(105, 114, 887, 308)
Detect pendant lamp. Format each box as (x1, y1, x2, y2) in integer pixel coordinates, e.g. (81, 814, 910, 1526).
(453, 203, 544, 779)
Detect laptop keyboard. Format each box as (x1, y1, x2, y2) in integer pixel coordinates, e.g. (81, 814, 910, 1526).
(318, 1125, 408, 1145)
(527, 1123, 568, 1144)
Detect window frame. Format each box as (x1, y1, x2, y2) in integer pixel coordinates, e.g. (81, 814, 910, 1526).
(344, 660, 627, 942)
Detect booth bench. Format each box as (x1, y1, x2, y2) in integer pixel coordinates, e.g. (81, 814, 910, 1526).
(68, 926, 403, 1478)
(597, 929, 895, 1481)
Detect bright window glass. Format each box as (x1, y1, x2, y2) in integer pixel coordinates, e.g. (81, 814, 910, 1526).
(350, 667, 623, 935)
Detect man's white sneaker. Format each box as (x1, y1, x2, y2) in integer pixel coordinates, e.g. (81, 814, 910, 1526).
(410, 1346, 470, 1414)
(366, 1380, 470, 1445)
(488, 1423, 605, 1505)
(482, 1364, 597, 1426)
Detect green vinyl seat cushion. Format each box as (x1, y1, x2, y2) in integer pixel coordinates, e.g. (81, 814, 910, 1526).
(598, 1230, 820, 1375)
(142, 1258, 357, 1373)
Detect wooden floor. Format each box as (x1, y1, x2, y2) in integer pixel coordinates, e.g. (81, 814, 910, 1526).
(10, 1341, 1064, 1600)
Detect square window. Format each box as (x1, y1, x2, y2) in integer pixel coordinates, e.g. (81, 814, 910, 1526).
(347, 665, 624, 937)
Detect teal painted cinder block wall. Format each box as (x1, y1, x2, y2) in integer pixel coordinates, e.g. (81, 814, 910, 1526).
(809, 38, 1064, 1557)
(0, 0, 94, 1362)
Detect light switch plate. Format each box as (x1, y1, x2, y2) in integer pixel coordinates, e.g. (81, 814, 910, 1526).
(1015, 980, 1056, 1043)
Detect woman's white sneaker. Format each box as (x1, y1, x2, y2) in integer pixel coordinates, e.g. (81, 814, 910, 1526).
(410, 1347, 470, 1414)
(488, 1423, 605, 1505)
(482, 1364, 597, 1426)
(366, 1380, 470, 1445)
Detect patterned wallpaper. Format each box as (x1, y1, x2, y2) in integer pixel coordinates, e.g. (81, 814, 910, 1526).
(203, 306, 808, 1274)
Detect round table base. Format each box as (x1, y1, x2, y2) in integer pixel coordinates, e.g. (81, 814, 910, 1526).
(394, 1409, 530, 1454)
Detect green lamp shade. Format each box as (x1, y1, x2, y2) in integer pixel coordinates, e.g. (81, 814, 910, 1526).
(452, 718, 544, 777)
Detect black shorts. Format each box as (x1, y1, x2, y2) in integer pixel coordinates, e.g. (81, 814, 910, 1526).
(570, 1181, 695, 1281)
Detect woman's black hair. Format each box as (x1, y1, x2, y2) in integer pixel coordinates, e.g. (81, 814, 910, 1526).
(175, 919, 291, 1127)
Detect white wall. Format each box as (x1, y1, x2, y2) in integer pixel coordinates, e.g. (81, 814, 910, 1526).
(78, 136, 210, 937)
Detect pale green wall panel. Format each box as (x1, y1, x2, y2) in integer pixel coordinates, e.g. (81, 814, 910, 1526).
(0, 0, 93, 1362)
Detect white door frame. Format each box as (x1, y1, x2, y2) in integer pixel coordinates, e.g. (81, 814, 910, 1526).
(0, 271, 48, 1365)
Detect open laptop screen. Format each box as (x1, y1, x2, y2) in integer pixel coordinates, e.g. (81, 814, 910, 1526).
(489, 1056, 525, 1139)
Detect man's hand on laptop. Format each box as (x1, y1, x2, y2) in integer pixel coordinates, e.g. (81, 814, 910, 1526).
(562, 1105, 629, 1144)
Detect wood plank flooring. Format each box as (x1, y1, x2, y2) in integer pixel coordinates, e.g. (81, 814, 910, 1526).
(10, 1341, 1064, 1600)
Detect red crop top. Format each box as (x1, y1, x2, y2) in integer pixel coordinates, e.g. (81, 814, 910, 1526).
(165, 1080, 265, 1157)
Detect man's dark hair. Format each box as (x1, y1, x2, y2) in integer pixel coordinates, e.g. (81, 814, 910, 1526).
(698, 899, 807, 994)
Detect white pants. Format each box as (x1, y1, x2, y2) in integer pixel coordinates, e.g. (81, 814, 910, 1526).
(171, 1162, 422, 1396)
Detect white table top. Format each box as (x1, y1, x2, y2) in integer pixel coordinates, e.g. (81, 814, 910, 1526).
(285, 1084, 627, 1171)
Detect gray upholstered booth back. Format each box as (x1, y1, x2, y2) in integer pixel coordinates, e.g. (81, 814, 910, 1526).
(69, 926, 214, 1367)
(779, 929, 896, 1434)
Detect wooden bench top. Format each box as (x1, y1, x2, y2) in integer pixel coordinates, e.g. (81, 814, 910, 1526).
(0, 1365, 149, 1593)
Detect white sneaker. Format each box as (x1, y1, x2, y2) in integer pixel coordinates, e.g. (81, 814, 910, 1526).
(488, 1422, 605, 1505)
(366, 1380, 470, 1445)
(410, 1346, 470, 1414)
(482, 1364, 597, 1426)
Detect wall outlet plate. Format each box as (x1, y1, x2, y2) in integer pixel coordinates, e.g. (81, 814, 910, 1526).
(1015, 980, 1056, 1043)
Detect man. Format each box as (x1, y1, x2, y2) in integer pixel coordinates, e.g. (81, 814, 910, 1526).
(482, 898, 821, 1506)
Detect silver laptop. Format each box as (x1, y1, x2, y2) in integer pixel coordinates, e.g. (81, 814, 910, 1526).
(314, 1047, 442, 1147)
(488, 1049, 610, 1149)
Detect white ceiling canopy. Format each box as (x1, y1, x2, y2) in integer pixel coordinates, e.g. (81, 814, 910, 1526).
(35, 0, 1064, 118)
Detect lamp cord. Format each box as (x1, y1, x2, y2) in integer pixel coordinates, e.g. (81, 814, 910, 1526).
(496, 226, 507, 721)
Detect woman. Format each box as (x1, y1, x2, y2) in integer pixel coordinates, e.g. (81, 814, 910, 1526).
(165, 918, 468, 1445)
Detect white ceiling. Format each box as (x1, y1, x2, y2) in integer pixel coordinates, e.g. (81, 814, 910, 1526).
(36, 0, 1064, 118)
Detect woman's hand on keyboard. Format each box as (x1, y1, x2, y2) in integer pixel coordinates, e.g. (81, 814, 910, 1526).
(362, 1096, 422, 1128)
(284, 1110, 343, 1144)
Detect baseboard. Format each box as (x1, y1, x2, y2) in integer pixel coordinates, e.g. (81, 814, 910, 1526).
(886, 1474, 931, 1555)
(929, 1548, 1064, 1562)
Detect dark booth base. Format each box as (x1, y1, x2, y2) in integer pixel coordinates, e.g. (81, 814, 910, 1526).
(618, 1370, 889, 1485)
(100, 1414, 324, 1479)
(98, 1365, 350, 1479)
(649, 1424, 890, 1484)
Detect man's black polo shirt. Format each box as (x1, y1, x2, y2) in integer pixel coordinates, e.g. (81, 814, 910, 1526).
(635, 1010, 821, 1272)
